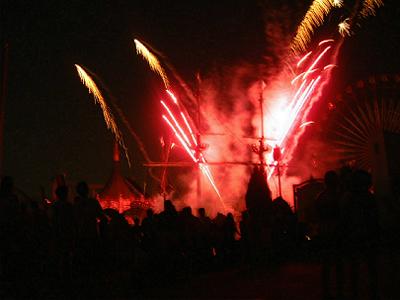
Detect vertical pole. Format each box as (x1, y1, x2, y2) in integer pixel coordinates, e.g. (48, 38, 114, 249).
(0, 42, 9, 177)
(196, 133, 201, 207)
(259, 80, 266, 167)
(277, 163, 282, 197)
(196, 75, 202, 207)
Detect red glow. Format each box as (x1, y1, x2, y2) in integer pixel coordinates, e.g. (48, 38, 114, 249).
(161, 91, 223, 201)
(297, 51, 312, 68)
(303, 46, 331, 80)
(264, 40, 335, 185)
(166, 89, 178, 104)
(318, 39, 334, 46)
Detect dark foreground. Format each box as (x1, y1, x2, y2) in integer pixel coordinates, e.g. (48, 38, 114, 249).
(1, 248, 399, 299)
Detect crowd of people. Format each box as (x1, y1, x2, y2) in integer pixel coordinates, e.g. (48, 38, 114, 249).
(0, 166, 396, 298)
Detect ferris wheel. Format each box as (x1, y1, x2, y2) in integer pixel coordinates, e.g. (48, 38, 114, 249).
(325, 74, 400, 172)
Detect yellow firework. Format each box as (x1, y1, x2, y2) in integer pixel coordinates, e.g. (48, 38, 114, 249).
(134, 39, 170, 88)
(75, 64, 130, 165)
(338, 18, 351, 36)
(359, 0, 384, 18)
(291, 0, 337, 54)
(333, 0, 343, 8)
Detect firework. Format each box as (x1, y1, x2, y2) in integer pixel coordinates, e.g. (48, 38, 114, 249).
(299, 121, 315, 128)
(266, 41, 333, 179)
(134, 39, 170, 88)
(160, 90, 224, 208)
(359, 0, 384, 18)
(291, 0, 337, 54)
(338, 18, 351, 36)
(75, 64, 130, 166)
(333, 0, 343, 7)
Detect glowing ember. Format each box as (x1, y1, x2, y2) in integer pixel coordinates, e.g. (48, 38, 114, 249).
(338, 18, 351, 36)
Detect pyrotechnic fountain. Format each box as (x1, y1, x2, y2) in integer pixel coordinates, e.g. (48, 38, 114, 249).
(74, 0, 385, 212)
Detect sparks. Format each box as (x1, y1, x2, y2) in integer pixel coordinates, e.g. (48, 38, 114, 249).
(323, 64, 337, 70)
(300, 121, 316, 128)
(291, 0, 337, 54)
(333, 0, 343, 7)
(359, 0, 384, 18)
(74, 64, 131, 166)
(338, 18, 352, 36)
(318, 39, 335, 46)
(166, 89, 178, 104)
(266, 41, 332, 180)
(134, 39, 170, 88)
(161, 91, 223, 202)
(297, 51, 313, 68)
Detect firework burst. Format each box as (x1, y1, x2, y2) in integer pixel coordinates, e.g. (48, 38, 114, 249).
(359, 0, 384, 18)
(134, 39, 170, 89)
(291, 0, 338, 54)
(338, 18, 352, 36)
(161, 90, 225, 209)
(75, 64, 131, 166)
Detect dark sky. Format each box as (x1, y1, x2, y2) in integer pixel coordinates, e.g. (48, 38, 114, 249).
(1, 0, 399, 197)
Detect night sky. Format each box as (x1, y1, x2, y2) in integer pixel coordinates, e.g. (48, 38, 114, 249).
(1, 0, 400, 198)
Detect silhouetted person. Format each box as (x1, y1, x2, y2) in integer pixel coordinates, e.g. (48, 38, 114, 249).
(222, 213, 238, 264)
(315, 170, 343, 300)
(158, 200, 180, 265)
(131, 216, 142, 246)
(179, 206, 200, 269)
(271, 197, 296, 260)
(141, 208, 157, 252)
(50, 186, 75, 280)
(0, 176, 21, 280)
(342, 170, 379, 300)
(197, 208, 213, 265)
(104, 209, 132, 270)
(213, 212, 227, 262)
(239, 210, 250, 262)
(244, 167, 273, 264)
(73, 181, 104, 279)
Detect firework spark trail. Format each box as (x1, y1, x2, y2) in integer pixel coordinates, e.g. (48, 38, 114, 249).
(297, 51, 313, 68)
(133, 39, 198, 111)
(338, 18, 351, 36)
(291, 0, 341, 54)
(266, 42, 331, 180)
(161, 100, 193, 147)
(134, 39, 170, 89)
(75, 64, 131, 166)
(160, 91, 224, 205)
(133, 38, 224, 205)
(359, 0, 384, 18)
(166, 90, 198, 146)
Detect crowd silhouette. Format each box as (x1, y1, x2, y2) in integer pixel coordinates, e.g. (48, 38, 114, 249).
(0, 166, 397, 299)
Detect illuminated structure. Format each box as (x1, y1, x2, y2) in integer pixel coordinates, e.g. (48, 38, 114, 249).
(98, 143, 152, 215)
(326, 74, 400, 199)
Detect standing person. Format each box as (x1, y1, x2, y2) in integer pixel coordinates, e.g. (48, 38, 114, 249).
(222, 213, 238, 264)
(50, 186, 75, 280)
(0, 176, 21, 281)
(73, 181, 105, 279)
(342, 170, 379, 300)
(315, 170, 344, 300)
(197, 208, 213, 266)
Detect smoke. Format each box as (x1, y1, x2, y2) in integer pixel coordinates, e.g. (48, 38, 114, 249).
(164, 3, 311, 213)
(165, 63, 260, 217)
(159, 2, 340, 214)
